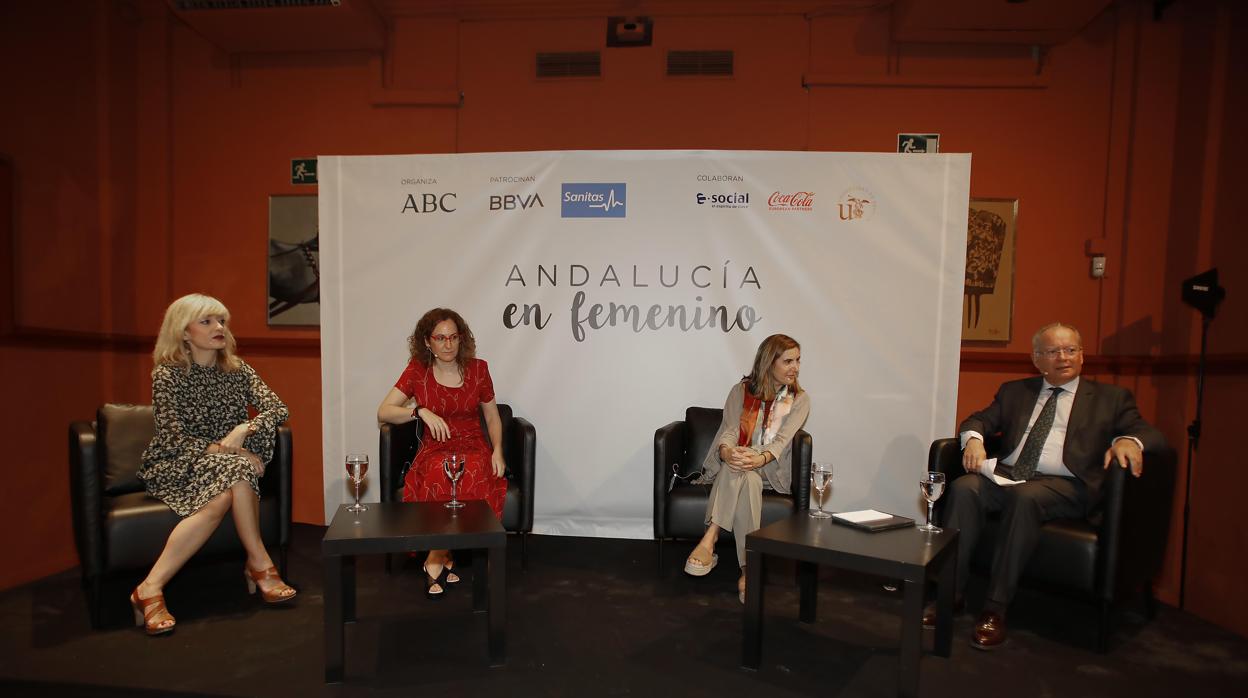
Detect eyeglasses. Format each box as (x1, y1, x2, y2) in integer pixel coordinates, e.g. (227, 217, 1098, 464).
(1036, 346, 1082, 359)
(430, 334, 460, 344)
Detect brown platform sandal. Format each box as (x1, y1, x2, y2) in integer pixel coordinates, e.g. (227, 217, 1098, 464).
(244, 566, 298, 604)
(130, 587, 176, 636)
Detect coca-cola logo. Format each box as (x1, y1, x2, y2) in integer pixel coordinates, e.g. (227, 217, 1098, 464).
(767, 191, 814, 211)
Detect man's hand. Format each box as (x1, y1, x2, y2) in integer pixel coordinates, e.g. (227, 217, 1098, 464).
(1104, 438, 1144, 477)
(962, 438, 987, 473)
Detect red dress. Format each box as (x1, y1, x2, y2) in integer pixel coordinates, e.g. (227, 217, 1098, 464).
(395, 357, 507, 519)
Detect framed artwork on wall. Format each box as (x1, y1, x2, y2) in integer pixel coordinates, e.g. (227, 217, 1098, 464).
(268, 194, 320, 326)
(961, 197, 1018, 342)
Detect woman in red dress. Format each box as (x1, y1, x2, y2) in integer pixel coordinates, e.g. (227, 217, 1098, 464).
(377, 308, 507, 598)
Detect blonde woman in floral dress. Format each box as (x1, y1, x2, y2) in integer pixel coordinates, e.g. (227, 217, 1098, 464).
(130, 293, 295, 636)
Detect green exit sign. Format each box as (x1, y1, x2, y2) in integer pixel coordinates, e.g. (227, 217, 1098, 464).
(291, 158, 317, 185)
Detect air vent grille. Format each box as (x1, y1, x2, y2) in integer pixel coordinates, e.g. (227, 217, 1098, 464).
(536, 52, 602, 78)
(174, 0, 340, 8)
(667, 50, 733, 76)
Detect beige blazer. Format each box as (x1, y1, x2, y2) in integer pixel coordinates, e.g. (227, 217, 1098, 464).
(700, 381, 811, 494)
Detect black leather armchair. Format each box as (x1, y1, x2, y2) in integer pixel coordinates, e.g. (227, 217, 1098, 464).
(929, 437, 1175, 651)
(654, 406, 812, 574)
(379, 403, 535, 568)
(69, 404, 292, 629)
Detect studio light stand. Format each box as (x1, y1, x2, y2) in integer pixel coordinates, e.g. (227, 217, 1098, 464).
(1178, 268, 1226, 609)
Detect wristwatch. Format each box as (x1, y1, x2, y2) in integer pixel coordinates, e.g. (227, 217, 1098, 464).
(245, 421, 258, 436)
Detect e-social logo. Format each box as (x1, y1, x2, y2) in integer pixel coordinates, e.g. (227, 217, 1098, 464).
(561, 183, 626, 218)
(696, 192, 750, 209)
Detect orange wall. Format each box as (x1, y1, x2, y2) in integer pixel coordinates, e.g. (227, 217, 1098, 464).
(2, 0, 1244, 635)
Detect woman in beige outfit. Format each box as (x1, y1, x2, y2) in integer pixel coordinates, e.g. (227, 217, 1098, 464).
(684, 334, 810, 602)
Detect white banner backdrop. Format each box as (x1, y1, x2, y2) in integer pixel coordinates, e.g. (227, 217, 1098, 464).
(319, 150, 971, 536)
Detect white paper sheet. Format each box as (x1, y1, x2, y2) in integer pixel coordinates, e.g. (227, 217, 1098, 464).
(834, 509, 893, 523)
(978, 458, 1022, 487)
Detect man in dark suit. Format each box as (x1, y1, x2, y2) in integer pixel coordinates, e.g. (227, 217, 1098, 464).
(927, 322, 1165, 649)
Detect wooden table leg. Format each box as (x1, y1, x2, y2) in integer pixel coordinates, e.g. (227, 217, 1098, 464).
(488, 543, 506, 667)
(342, 555, 356, 623)
(324, 554, 346, 683)
(473, 548, 487, 613)
(797, 560, 817, 623)
(741, 548, 764, 670)
(899, 576, 923, 698)
(934, 543, 956, 658)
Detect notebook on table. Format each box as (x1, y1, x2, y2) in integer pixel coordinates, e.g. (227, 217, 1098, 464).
(831, 509, 915, 532)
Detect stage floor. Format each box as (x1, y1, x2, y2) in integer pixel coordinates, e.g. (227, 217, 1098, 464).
(0, 524, 1243, 697)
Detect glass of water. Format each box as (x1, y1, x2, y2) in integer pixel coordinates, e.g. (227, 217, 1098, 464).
(345, 453, 369, 513)
(917, 471, 946, 532)
(442, 454, 466, 508)
(810, 461, 833, 519)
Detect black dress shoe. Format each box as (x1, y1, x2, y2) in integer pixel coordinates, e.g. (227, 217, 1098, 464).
(971, 611, 1007, 650)
(921, 598, 965, 629)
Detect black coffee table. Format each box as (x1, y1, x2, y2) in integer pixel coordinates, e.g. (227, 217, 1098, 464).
(742, 514, 958, 698)
(322, 500, 507, 682)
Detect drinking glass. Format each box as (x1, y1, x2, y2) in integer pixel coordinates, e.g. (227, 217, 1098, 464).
(917, 471, 946, 532)
(443, 454, 466, 508)
(345, 453, 369, 513)
(809, 461, 833, 519)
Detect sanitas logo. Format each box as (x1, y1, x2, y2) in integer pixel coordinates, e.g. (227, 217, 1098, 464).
(561, 183, 626, 218)
(489, 193, 545, 211)
(696, 192, 750, 209)
(837, 188, 875, 221)
(767, 191, 814, 212)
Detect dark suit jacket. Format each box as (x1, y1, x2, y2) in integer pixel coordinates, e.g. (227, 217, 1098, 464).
(958, 376, 1165, 505)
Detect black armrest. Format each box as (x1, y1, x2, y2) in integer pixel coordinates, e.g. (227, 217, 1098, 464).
(379, 421, 421, 504)
(269, 425, 292, 547)
(930, 437, 963, 522)
(1093, 463, 1127, 600)
(653, 420, 688, 539)
(1112, 445, 1177, 598)
(505, 415, 536, 532)
(69, 421, 104, 580)
(789, 429, 812, 511)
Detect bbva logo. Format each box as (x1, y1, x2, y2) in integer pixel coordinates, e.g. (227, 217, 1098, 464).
(489, 193, 545, 211)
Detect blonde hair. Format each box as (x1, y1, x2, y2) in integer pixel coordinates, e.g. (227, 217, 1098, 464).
(152, 293, 242, 374)
(743, 333, 803, 401)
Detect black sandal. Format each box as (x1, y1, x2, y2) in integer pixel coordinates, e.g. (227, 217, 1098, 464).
(422, 563, 446, 599)
(444, 558, 461, 586)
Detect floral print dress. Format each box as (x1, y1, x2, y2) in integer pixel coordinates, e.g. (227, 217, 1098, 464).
(139, 360, 289, 517)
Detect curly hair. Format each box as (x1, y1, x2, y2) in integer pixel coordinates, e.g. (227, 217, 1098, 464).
(151, 293, 242, 374)
(407, 308, 477, 374)
(743, 333, 802, 401)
